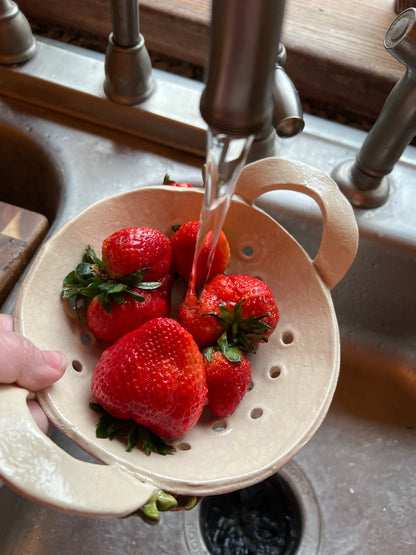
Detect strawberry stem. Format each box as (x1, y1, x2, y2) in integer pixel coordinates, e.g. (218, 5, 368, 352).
(203, 300, 272, 353)
(163, 173, 175, 185)
(203, 332, 243, 363)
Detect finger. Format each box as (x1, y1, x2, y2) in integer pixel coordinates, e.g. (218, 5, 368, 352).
(0, 314, 13, 332)
(27, 400, 51, 434)
(0, 330, 67, 391)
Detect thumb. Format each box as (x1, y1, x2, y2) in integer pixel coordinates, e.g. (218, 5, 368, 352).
(0, 329, 67, 391)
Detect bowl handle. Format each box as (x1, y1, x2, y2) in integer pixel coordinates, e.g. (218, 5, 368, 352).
(0, 384, 156, 517)
(235, 158, 359, 290)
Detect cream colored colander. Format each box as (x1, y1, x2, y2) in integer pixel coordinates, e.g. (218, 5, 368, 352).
(0, 158, 358, 518)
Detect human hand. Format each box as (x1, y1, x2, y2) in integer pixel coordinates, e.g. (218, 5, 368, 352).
(0, 314, 67, 488)
(0, 313, 67, 432)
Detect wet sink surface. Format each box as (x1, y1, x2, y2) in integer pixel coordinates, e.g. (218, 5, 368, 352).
(0, 119, 62, 223)
(0, 84, 415, 553)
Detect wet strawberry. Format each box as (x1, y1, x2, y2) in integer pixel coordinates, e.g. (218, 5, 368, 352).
(163, 173, 193, 188)
(91, 317, 207, 438)
(102, 227, 172, 281)
(87, 281, 170, 343)
(171, 221, 230, 290)
(177, 274, 239, 349)
(177, 273, 279, 352)
(62, 244, 171, 341)
(203, 337, 252, 418)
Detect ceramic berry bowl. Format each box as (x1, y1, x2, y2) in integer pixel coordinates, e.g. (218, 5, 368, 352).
(0, 158, 358, 518)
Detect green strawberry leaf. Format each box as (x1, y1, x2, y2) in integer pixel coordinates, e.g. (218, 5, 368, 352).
(83, 245, 104, 267)
(75, 262, 96, 281)
(120, 269, 147, 287)
(79, 282, 101, 297)
(61, 287, 79, 299)
(202, 300, 273, 354)
(127, 423, 141, 452)
(100, 282, 126, 294)
(202, 346, 214, 362)
(89, 403, 176, 456)
(135, 281, 164, 290)
(62, 271, 79, 287)
(224, 346, 242, 363)
(163, 173, 175, 185)
(203, 333, 243, 364)
(61, 246, 162, 314)
(124, 290, 146, 302)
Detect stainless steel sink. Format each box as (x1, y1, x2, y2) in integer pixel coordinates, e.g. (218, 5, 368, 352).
(0, 117, 62, 222)
(0, 38, 415, 555)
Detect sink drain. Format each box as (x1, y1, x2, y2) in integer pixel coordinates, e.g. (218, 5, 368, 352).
(184, 461, 322, 554)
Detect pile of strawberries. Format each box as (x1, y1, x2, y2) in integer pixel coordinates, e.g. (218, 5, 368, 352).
(62, 207, 279, 442)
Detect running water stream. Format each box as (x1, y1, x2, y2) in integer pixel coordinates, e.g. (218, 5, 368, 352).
(190, 129, 254, 295)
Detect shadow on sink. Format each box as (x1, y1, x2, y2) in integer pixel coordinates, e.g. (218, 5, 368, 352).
(337, 350, 416, 429)
(0, 120, 63, 223)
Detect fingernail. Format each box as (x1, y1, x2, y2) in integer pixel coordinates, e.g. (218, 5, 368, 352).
(42, 350, 68, 372)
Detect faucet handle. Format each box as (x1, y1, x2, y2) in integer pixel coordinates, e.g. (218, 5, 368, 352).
(104, 0, 154, 105)
(0, 0, 36, 65)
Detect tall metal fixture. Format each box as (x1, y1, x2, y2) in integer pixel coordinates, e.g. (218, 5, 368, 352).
(332, 8, 416, 208)
(0, 0, 36, 65)
(104, 0, 154, 105)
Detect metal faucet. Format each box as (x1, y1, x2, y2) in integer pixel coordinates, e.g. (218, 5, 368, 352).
(200, 0, 303, 160)
(104, 0, 154, 105)
(332, 8, 416, 208)
(0, 0, 36, 64)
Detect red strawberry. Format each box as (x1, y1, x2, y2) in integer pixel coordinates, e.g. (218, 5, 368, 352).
(163, 173, 193, 188)
(102, 227, 172, 281)
(87, 280, 170, 343)
(203, 341, 252, 418)
(177, 274, 238, 349)
(62, 245, 172, 342)
(91, 317, 207, 438)
(171, 221, 230, 290)
(177, 273, 279, 351)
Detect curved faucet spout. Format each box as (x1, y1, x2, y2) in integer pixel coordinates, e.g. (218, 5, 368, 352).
(332, 8, 416, 208)
(273, 44, 304, 138)
(200, 0, 285, 137)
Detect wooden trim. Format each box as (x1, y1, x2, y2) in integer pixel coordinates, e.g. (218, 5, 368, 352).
(18, 0, 403, 122)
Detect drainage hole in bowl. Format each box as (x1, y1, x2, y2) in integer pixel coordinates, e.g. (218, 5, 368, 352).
(269, 365, 282, 379)
(250, 407, 263, 420)
(240, 245, 254, 258)
(81, 332, 94, 346)
(212, 420, 227, 433)
(281, 330, 294, 345)
(72, 360, 83, 372)
(177, 442, 191, 451)
(199, 472, 302, 555)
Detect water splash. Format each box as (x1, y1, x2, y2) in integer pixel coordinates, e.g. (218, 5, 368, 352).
(190, 129, 254, 294)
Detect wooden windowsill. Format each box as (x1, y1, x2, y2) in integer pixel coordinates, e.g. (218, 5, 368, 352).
(18, 0, 404, 125)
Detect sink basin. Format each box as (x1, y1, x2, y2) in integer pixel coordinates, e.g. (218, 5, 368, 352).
(0, 38, 415, 555)
(0, 118, 62, 222)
